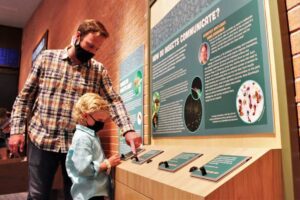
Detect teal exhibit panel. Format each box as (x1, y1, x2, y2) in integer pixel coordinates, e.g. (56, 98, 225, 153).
(151, 0, 274, 137)
(120, 148, 145, 161)
(158, 152, 202, 172)
(119, 45, 144, 154)
(132, 150, 164, 164)
(190, 154, 251, 181)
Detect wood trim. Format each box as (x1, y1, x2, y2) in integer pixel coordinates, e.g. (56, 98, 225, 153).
(277, 0, 300, 199)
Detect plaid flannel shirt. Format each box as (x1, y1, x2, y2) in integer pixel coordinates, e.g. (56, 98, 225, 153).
(11, 48, 134, 153)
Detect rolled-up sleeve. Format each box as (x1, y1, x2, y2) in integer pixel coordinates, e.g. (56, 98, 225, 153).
(10, 52, 42, 135)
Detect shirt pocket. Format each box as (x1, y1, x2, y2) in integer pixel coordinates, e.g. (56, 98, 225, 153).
(74, 78, 99, 94)
(43, 70, 63, 91)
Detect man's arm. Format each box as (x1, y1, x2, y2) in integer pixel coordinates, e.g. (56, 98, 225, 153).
(100, 68, 141, 153)
(9, 52, 43, 153)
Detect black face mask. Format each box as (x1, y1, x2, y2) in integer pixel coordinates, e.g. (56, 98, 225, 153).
(74, 41, 94, 63)
(87, 115, 105, 133)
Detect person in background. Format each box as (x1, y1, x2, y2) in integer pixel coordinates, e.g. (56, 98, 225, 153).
(9, 19, 141, 200)
(66, 93, 120, 200)
(0, 108, 10, 160)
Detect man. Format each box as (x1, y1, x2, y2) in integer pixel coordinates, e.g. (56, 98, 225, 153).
(200, 43, 209, 64)
(9, 19, 142, 200)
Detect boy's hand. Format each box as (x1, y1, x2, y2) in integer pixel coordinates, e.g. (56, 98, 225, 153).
(108, 154, 121, 167)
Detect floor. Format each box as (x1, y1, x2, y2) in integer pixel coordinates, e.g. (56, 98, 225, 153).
(0, 192, 27, 200)
(0, 190, 64, 200)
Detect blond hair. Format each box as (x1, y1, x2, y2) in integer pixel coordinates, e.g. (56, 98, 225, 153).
(72, 93, 109, 123)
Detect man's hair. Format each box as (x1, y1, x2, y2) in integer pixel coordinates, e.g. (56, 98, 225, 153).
(77, 19, 109, 38)
(72, 93, 109, 123)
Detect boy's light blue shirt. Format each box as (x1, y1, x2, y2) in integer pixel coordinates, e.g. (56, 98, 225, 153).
(66, 124, 109, 200)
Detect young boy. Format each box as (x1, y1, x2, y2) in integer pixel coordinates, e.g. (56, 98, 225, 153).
(66, 93, 121, 200)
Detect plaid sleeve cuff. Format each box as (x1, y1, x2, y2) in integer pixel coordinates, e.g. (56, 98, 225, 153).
(10, 121, 26, 135)
(120, 124, 134, 136)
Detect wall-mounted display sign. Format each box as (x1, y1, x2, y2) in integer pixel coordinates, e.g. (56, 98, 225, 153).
(32, 30, 48, 63)
(119, 45, 144, 154)
(151, 0, 273, 136)
(158, 152, 202, 172)
(190, 154, 251, 181)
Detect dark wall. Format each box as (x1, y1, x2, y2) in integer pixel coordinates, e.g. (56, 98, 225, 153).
(0, 25, 22, 48)
(0, 25, 22, 110)
(0, 68, 19, 110)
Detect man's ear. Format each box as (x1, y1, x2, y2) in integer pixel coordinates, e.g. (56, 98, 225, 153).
(74, 31, 82, 44)
(76, 31, 81, 38)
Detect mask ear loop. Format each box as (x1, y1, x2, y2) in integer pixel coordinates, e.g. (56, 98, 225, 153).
(90, 114, 107, 124)
(74, 38, 80, 47)
(89, 114, 97, 123)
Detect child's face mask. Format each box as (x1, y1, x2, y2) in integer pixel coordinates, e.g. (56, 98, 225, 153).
(88, 115, 104, 133)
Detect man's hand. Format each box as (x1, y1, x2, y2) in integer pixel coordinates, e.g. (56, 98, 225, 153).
(8, 134, 25, 155)
(124, 131, 142, 154)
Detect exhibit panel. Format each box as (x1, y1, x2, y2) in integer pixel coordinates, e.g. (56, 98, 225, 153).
(149, 0, 288, 149)
(151, 0, 274, 137)
(119, 45, 145, 155)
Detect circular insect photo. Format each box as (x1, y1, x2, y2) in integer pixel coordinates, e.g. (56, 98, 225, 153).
(133, 70, 142, 95)
(184, 95, 202, 132)
(152, 112, 159, 130)
(236, 80, 264, 124)
(191, 77, 202, 100)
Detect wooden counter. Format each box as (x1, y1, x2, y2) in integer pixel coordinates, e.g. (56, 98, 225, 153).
(115, 145, 283, 200)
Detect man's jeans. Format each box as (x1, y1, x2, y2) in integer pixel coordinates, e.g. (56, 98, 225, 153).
(27, 139, 72, 200)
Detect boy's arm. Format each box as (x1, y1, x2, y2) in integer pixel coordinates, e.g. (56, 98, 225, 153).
(71, 136, 106, 177)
